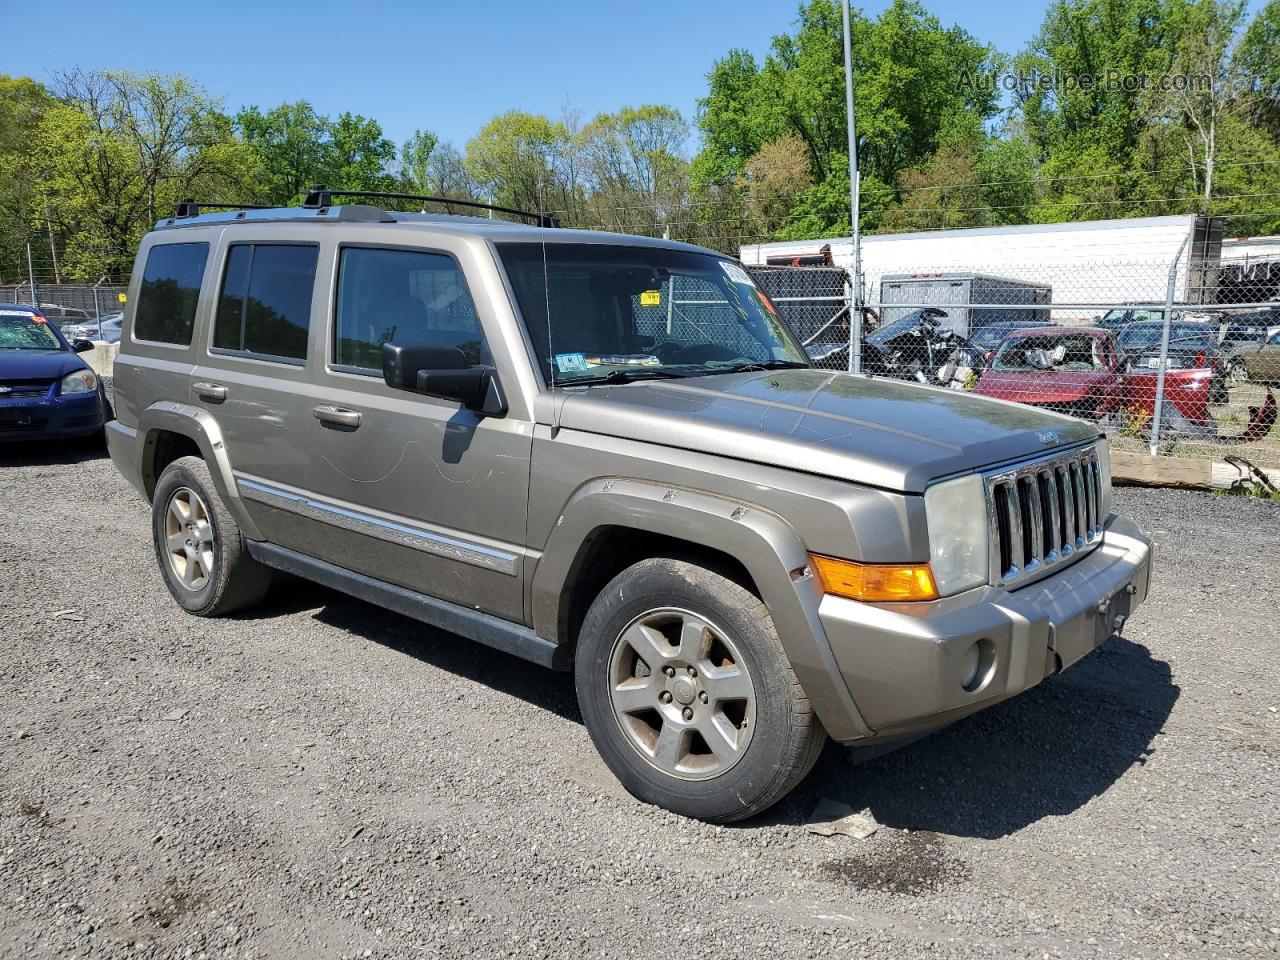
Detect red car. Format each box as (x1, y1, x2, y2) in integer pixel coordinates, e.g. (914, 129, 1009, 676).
(972, 326, 1218, 438)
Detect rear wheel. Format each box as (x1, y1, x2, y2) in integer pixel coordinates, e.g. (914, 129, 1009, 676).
(575, 557, 826, 823)
(1229, 360, 1249, 383)
(151, 456, 272, 616)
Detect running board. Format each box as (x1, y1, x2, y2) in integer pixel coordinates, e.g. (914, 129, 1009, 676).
(247, 541, 570, 671)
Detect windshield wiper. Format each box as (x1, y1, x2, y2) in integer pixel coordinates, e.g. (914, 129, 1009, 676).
(556, 368, 688, 387)
(709, 360, 810, 374)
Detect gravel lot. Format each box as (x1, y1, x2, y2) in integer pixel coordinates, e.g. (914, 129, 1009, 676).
(1, 441, 1277, 960)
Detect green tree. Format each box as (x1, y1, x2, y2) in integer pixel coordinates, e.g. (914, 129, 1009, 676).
(235, 101, 329, 205)
(465, 110, 580, 216)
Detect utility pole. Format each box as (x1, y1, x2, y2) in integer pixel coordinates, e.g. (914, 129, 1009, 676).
(26, 242, 38, 307)
(841, 0, 863, 374)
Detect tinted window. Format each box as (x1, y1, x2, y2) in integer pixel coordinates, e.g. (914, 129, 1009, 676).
(213, 244, 317, 360)
(134, 243, 208, 344)
(334, 248, 483, 371)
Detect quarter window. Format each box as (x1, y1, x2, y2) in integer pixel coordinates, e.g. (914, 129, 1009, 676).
(134, 243, 209, 344)
(334, 247, 483, 372)
(213, 244, 318, 361)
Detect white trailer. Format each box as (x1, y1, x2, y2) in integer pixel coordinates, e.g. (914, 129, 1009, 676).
(740, 214, 1222, 322)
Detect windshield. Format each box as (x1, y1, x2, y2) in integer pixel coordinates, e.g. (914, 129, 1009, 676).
(992, 334, 1103, 372)
(1117, 322, 1206, 350)
(497, 243, 808, 385)
(0, 311, 62, 350)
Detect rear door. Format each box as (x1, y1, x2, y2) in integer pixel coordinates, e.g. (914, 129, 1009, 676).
(187, 223, 325, 552)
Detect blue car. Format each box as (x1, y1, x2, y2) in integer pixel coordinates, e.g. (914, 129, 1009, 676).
(0, 304, 106, 444)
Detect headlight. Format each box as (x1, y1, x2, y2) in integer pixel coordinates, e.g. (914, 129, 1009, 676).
(924, 473, 989, 596)
(60, 369, 98, 395)
(1096, 438, 1113, 520)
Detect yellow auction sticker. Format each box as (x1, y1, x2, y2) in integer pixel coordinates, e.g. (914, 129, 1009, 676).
(118, 292, 127, 303)
(639, 290, 661, 307)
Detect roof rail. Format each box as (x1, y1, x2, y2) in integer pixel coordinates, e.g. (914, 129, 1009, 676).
(302, 185, 560, 228)
(173, 198, 272, 219)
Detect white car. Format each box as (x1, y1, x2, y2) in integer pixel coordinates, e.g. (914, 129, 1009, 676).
(61, 313, 123, 344)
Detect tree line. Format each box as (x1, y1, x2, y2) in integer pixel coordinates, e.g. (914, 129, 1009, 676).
(1, 0, 1277, 283)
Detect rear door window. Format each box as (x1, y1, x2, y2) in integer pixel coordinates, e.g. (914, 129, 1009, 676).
(213, 244, 318, 362)
(134, 243, 209, 344)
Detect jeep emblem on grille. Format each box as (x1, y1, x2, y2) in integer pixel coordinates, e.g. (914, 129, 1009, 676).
(1036, 430, 1060, 445)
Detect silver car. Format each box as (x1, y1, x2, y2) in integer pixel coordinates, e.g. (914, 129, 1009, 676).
(104, 193, 1153, 822)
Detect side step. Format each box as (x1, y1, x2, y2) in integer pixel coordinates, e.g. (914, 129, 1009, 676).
(247, 541, 571, 671)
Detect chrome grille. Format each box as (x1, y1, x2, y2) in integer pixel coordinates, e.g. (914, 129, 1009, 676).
(0, 380, 54, 399)
(985, 444, 1105, 588)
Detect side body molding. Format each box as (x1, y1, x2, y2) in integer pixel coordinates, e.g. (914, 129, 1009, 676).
(135, 401, 265, 541)
(531, 478, 872, 741)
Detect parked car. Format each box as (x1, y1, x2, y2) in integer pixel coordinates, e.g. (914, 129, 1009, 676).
(1225, 326, 1280, 383)
(1115, 320, 1228, 404)
(972, 325, 1223, 439)
(972, 326, 1123, 417)
(106, 192, 1154, 823)
(62, 312, 123, 343)
(0, 304, 106, 443)
(37, 304, 94, 329)
(1093, 306, 1174, 331)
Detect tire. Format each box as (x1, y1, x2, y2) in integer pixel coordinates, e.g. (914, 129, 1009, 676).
(151, 456, 272, 616)
(574, 557, 826, 823)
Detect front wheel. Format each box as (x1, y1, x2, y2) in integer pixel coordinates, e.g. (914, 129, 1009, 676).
(575, 558, 826, 823)
(1229, 360, 1249, 383)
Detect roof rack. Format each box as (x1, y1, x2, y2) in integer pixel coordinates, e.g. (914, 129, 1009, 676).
(302, 185, 560, 228)
(173, 198, 272, 219)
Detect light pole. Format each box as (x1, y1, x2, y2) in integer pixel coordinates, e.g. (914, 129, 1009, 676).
(841, 0, 863, 374)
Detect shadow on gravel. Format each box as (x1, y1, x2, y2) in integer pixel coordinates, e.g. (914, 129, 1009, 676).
(247, 581, 583, 723)
(773, 635, 1180, 839)
(0, 436, 107, 466)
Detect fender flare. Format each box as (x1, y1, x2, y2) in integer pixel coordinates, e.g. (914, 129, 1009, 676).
(136, 401, 264, 541)
(532, 478, 871, 741)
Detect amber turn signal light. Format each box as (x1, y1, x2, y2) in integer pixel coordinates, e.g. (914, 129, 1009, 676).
(809, 555, 938, 602)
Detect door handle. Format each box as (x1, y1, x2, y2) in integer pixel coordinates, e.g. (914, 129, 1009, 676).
(193, 381, 227, 403)
(313, 404, 362, 429)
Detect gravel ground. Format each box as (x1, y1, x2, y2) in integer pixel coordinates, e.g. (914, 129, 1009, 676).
(1, 441, 1277, 960)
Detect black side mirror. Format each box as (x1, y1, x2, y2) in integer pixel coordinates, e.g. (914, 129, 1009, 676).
(72, 338, 94, 353)
(381, 342, 506, 415)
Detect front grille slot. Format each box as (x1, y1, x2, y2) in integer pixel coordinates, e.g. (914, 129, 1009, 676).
(0, 380, 54, 399)
(986, 444, 1106, 589)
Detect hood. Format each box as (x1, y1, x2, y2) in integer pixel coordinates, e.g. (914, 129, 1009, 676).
(0, 348, 86, 382)
(556, 369, 1098, 493)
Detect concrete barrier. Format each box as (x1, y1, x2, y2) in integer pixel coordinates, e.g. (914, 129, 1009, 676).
(83, 341, 119, 379)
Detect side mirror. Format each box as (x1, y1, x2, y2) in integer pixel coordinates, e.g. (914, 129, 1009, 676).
(381, 342, 506, 415)
(72, 339, 94, 353)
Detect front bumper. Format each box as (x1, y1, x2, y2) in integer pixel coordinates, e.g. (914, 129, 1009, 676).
(820, 515, 1153, 740)
(0, 390, 104, 442)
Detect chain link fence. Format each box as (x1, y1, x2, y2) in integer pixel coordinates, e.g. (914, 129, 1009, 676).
(0, 282, 129, 324)
(746, 249, 1279, 472)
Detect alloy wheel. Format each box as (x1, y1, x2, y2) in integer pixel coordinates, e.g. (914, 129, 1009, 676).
(607, 607, 756, 781)
(164, 487, 216, 591)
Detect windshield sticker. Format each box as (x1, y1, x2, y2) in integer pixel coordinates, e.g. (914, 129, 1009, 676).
(554, 352, 589, 374)
(639, 290, 661, 307)
(0, 309, 34, 316)
(755, 289, 779, 318)
(720, 261, 754, 286)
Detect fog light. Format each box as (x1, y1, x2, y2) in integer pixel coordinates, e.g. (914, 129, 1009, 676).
(960, 638, 996, 693)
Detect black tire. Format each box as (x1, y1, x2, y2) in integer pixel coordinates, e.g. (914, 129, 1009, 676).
(151, 456, 272, 616)
(574, 557, 826, 823)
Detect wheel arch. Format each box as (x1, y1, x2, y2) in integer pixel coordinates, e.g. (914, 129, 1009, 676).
(137, 402, 264, 540)
(532, 478, 871, 741)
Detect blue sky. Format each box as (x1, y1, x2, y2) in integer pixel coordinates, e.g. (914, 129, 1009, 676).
(0, 0, 1188, 149)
